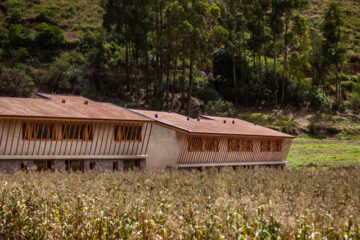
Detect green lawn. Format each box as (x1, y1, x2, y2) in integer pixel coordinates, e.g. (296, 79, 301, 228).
(287, 138, 360, 167)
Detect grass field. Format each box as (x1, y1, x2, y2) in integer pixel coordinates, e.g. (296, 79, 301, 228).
(0, 170, 359, 239)
(288, 138, 360, 168)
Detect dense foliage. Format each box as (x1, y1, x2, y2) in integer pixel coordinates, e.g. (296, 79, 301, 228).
(0, 0, 360, 114)
(0, 169, 359, 239)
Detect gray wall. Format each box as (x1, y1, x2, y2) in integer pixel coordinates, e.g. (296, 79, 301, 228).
(145, 124, 182, 170)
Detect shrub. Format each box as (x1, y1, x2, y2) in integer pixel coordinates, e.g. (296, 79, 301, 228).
(0, 67, 34, 96)
(36, 5, 60, 22)
(204, 99, 237, 117)
(350, 83, 360, 111)
(327, 127, 341, 135)
(39, 55, 73, 92)
(9, 8, 23, 23)
(34, 23, 65, 61)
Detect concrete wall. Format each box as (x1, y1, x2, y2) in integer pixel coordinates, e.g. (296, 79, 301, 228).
(145, 124, 182, 170)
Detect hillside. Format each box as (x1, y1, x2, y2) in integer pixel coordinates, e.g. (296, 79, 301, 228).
(1, 0, 360, 117)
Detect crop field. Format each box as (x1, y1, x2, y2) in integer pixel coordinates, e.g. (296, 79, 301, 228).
(0, 169, 359, 239)
(288, 138, 360, 168)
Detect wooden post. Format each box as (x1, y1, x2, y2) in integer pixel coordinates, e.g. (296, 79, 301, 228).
(9, 119, 18, 155)
(144, 124, 153, 155)
(102, 122, 112, 155)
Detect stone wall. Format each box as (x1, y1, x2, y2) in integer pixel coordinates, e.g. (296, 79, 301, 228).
(0, 159, 146, 173)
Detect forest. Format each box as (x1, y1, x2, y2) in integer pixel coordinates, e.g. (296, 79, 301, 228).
(0, 0, 360, 115)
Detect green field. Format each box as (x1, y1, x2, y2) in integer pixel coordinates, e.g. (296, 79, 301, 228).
(288, 138, 360, 168)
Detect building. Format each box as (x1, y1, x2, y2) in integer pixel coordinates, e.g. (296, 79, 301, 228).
(0, 93, 153, 172)
(131, 110, 294, 170)
(0, 93, 294, 172)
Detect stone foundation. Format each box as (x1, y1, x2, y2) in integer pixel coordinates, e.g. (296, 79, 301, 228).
(0, 159, 146, 173)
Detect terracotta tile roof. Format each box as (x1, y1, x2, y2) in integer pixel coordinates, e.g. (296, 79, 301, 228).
(0, 94, 151, 122)
(132, 110, 294, 138)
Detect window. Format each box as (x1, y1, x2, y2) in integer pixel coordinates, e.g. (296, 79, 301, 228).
(188, 137, 220, 152)
(62, 124, 93, 141)
(228, 139, 240, 152)
(188, 137, 204, 152)
(114, 125, 142, 141)
(261, 140, 282, 152)
(65, 160, 83, 172)
(123, 159, 141, 171)
(241, 140, 253, 152)
(34, 160, 54, 171)
(90, 161, 96, 170)
(204, 138, 219, 152)
(113, 161, 119, 171)
(228, 139, 253, 152)
(271, 141, 282, 152)
(261, 140, 271, 152)
(22, 123, 54, 140)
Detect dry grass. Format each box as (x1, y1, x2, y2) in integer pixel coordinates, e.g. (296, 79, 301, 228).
(0, 169, 359, 239)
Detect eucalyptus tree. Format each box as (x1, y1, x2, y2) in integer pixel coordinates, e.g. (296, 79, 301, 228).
(281, 0, 308, 105)
(102, 0, 154, 95)
(216, 0, 246, 104)
(179, 0, 226, 115)
(321, 2, 347, 104)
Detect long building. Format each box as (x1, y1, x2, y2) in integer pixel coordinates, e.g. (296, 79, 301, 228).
(0, 93, 294, 172)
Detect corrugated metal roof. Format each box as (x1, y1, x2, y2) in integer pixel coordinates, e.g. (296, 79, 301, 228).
(0, 94, 151, 122)
(132, 109, 294, 138)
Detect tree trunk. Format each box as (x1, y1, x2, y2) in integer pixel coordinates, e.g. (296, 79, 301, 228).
(125, 43, 130, 92)
(258, 49, 262, 97)
(181, 55, 185, 110)
(282, 15, 289, 106)
(186, 52, 194, 115)
(170, 57, 177, 111)
(165, 64, 170, 109)
(273, 35, 278, 105)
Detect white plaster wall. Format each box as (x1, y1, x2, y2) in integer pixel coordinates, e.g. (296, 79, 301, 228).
(145, 124, 182, 170)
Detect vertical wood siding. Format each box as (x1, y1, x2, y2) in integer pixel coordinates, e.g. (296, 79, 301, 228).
(177, 134, 293, 165)
(0, 120, 152, 157)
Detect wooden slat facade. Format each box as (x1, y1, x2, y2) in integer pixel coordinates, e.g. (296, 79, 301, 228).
(0, 119, 152, 159)
(176, 134, 292, 166)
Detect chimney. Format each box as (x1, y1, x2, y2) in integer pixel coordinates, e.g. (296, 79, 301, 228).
(155, 114, 158, 118)
(84, 100, 88, 105)
(61, 99, 66, 104)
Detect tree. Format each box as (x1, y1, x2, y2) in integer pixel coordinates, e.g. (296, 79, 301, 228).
(181, 0, 226, 115)
(40, 55, 73, 93)
(34, 23, 65, 61)
(281, 0, 308, 105)
(0, 67, 34, 97)
(321, 2, 347, 104)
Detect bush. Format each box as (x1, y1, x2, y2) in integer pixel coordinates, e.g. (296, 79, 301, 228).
(204, 99, 237, 117)
(39, 55, 73, 92)
(195, 87, 220, 103)
(9, 8, 23, 23)
(36, 5, 59, 22)
(0, 67, 34, 96)
(326, 127, 341, 135)
(350, 84, 360, 111)
(34, 23, 65, 61)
